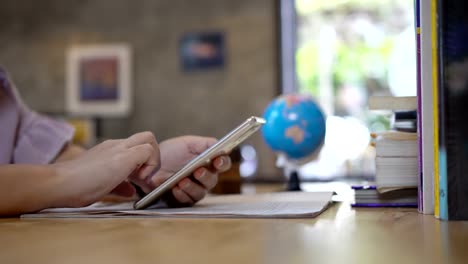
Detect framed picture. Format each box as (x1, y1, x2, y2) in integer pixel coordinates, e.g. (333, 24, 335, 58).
(179, 31, 225, 71)
(66, 44, 132, 116)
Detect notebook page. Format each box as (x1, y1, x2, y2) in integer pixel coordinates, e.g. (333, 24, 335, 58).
(22, 192, 333, 219)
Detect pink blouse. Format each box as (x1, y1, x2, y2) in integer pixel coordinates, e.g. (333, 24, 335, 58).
(0, 67, 74, 164)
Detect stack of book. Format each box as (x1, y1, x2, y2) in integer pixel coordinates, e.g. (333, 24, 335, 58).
(364, 0, 468, 220)
(352, 185, 418, 207)
(372, 131, 418, 192)
(364, 97, 419, 208)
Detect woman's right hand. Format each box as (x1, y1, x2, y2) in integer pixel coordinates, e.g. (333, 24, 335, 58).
(52, 132, 160, 208)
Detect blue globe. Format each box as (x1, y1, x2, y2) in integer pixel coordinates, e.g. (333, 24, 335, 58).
(261, 94, 326, 160)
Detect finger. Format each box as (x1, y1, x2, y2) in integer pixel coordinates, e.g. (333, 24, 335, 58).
(138, 164, 160, 182)
(129, 175, 154, 194)
(121, 143, 159, 180)
(172, 186, 194, 205)
(178, 178, 207, 202)
(124, 132, 161, 179)
(110, 181, 136, 197)
(124, 132, 160, 167)
(193, 167, 218, 190)
(124, 131, 159, 150)
(99, 139, 124, 149)
(88, 139, 124, 154)
(213, 156, 231, 172)
(150, 175, 166, 187)
(127, 168, 152, 194)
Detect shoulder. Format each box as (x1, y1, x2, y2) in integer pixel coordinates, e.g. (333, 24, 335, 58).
(0, 67, 30, 108)
(0, 66, 14, 98)
(0, 65, 8, 84)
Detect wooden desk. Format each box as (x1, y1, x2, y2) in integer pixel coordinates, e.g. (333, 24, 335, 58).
(0, 184, 467, 264)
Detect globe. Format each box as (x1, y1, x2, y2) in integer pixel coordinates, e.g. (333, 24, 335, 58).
(261, 94, 326, 160)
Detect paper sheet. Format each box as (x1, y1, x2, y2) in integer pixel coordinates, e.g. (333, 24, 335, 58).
(21, 192, 333, 219)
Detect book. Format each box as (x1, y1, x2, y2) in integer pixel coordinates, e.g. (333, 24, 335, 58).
(437, 0, 468, 220)
(415, 0, 424, 213)
(371, 130, 417, 141)
(21, 192, 334, 219)
(419, 0, 436, 215)
(371, 131, 418, 192)
(352, 186, 417, 207)
(375, 157, 419, 190)
(394, 110, 417, 121)
(392, 110, 417, 132)
(372, 131, 418, 157)
(431, 0, 440, 219)
(368, 96, 417, 111)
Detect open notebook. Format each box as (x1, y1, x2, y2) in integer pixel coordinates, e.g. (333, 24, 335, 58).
(21, 192, 333, 219)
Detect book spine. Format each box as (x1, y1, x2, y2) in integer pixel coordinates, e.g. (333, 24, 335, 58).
(437, 0, 448, 220)
(415, 0, 424, 213)
(438, 0, 468, 220)
(431, 0, 440, 219)
(420, 0, 435, 215)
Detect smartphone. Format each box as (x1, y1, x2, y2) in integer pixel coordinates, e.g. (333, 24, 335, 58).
(134, 116, 266, 209)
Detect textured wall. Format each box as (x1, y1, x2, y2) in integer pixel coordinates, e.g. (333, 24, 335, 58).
(0, 0, 280, 179)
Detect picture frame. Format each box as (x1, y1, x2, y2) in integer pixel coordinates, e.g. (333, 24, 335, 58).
(179, 31, 225, 71)
(66, 44, 132, 116)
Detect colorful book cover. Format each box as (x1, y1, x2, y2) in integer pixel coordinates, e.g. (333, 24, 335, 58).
(437, 0, 447, 220)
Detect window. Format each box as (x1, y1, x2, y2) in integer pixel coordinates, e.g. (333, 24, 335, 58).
(279, 0, 416, 180)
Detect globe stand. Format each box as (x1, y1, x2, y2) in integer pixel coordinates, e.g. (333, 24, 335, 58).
(276, 154, 303, 192)
(286, 171, 302, 191)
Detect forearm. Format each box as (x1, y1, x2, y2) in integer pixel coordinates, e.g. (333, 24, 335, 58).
(0, 165, 69, 216)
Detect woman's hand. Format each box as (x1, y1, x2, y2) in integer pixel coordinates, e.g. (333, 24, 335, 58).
(53, 132, 160, 207)
(137, 136, 232, 207)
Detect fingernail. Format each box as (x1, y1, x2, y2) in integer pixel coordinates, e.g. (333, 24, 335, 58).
(195, 169, 206, 180)
(182, 179, 191, 188)
(216, 158, 224, 168)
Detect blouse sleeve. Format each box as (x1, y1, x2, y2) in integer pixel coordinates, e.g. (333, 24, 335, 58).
(13, 110, 75, 164)
(0, 66, 75, 164)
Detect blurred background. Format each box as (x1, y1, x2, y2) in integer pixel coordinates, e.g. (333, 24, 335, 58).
(282, 0, 416, 180)
(0, 0, 416, 183)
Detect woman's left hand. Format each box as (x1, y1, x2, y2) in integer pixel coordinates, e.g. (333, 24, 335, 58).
(136, 136, 231, 207)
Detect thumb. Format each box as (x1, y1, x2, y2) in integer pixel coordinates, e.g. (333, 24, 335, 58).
(188, 136, 218, 154)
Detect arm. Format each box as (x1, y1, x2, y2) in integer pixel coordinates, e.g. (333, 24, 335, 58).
(0, 143, 90, 215)
(0, 165, 67, 216)
(0, 132, 160, 217)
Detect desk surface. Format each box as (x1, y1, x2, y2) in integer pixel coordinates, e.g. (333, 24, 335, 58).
(0, 184, 467, 264)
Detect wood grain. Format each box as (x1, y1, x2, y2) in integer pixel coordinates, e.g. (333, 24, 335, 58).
(0, 184, 467, 264)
